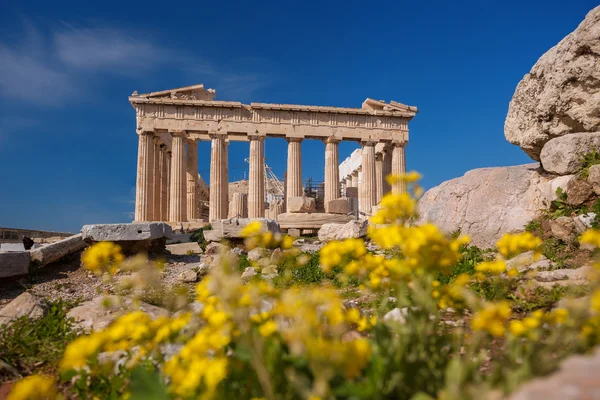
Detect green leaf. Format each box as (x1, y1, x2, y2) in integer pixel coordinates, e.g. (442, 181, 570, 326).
(127, 366, 169, 400)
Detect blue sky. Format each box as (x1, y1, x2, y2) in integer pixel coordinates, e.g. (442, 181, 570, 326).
(0, 0, 596, 232)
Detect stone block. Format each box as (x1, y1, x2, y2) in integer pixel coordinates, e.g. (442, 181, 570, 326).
(302, 229, 318, 235)
(30, 234, 87, 266)
(345, 187, 358, 198)
(318, 224, 344, 241)
(287, 228, 301, 238)
(166, 242, 203, 255)
(565, 178, 593, 206)
(82, 223, 173, 242)
(0, 251, 30, 278)
(540, 132, 600, 175)
(0, 292, 47, 326)
(0, 243, 25, 252)
(318, 219, 368, 242)
(287, 196, 316, 213)
(277, 213, 354, 229)
(327, 199, 351, 215)
(204, 218, 280, 242)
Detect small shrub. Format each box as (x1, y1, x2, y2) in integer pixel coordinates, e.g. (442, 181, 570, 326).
(579, 148, 600, 179)
(525, 219, 542, 233)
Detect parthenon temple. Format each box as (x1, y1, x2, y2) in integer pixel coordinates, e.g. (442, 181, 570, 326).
(130, 84, 417, 230)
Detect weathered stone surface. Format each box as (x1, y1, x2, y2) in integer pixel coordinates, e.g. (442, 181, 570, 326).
(0, 251, 30, 278)
(30, 234, 87, 266)
(166, 242, 203, 255)
(327, 199, 351, 215)
(549, 217, 576, 242)
(0, 292, 47, 326)
(535, 265, 594, 282)
(205, 242, 225, 256)
(270, 248, 282, 264)
(588, 164, 600, 195)
(0, 243, 25, 252)
(262, 265, 278, 275)
(417, 164, 548, 248)
(542, 175, 576, 203)
(317, 224, 344, 241)
(204, 218, 280, 242)
(574, 212, 596, 233)
(247, 248, 264, 261)
(287, 196, 316, 213)
(318, 220, 368, 242)
(179, 270, 198, 282)
(287, 228, 301, 238)
(541, 132, 600, 175)
(509, 348, 600, 400)
(505, 7, 600, 161)
(67, 296, 169, 332)
(241, 267, 257, 282)
(506, 251, 553, 273)
(565, 178, 593, 205)
(81, 222, 172, 242)
(383, 307, 408, 325)
(277, 213, 354, 230)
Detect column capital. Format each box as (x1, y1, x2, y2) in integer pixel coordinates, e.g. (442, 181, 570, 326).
(248, 134, 266, 142)
(285, 137, 303, 143)
(323, 136, 341, 144)
(169, 130, 186, 138)
(139, 130, 154, 137)
(361, 140, 377, 147)
(390, 140, 406, 148)
(209, 131, 227, 140)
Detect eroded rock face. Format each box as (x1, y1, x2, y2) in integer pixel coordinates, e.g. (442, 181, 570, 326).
(417, 164, 548, 248)
(540, 132, 600, 175)
(0, 292, 47, 326)
(505, 6, 600, 161)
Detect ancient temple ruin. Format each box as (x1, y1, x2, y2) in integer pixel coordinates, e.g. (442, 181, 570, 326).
(130, 84, 417, 229)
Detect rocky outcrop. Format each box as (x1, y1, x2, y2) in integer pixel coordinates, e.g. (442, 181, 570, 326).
(540, 132, 600, 175)
(417, 164, 548, 248)
(0, 292, 47, 326)
(505, 6, 600, 161)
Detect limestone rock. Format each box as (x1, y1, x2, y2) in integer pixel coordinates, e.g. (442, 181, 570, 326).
(317, 223, 344, 242)
(205, 242, 225, 255)
(81, 222, 172, 242)
(179, 270, 198, 282)
(587, 164, 600, 195)
(204, 218, 280, 242)
(565, 177, 593, 205)
(247, 248, 264, 261)
(417, 164, 548, 248)
(262, 265, 278, 275)
(534, 265, 594, 282)
(383, 307, 408, 325)
(0, 292, 47, 326)
(67, 296, 169, 332)
(287, 196, 316, 213)
(549, 216, 576, 242)
(574, 212, 596, 233)
(241, 267, 257, 282)
(277, 213, 354, 230)
(29, 234, 87, 266)
(542, 175, 576, 203)
(318, 219, 368, 242)
(287, 228, 301, 238)
(505, 7, 600, 160)
(541, 132, 600, 175)
(506, 251, 552, 273)
(270, 248, 282, 264)
(509, 348, 600, 400)
(0, 251, 30, 278)
(166, 242, 203, 255)
(327, 199, 351, 215)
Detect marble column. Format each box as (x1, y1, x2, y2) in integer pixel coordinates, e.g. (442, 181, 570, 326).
(221, 140, 230, 218)
(382, 146, 393, 195)
(359, 141, 377, 214)
(351, 171, 359, 189)
(134, 131, 155, 222)
(391, 142, 407, 194)
(324, 138, 340, 212)
(229, 192, 248, 218)
(151, 138, 161, 221)
(345, 176, 353, 194)
(169, 132, 188, 222)
(209, 134, 226, 221)
(286, 138, 303, 206)
(186, 139, 199, 221)
(159, 145, 170, 221)
(375, 152, 384, 204)
(248, 136, 265, 218)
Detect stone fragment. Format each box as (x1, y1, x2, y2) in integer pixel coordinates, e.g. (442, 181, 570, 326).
(504, 7, 600, 160)
(417, 164, 548, 248)
(241, 267, 257, 282)
(277, 213, 354, 229)
(318, 219, 369, 242)
(542, 175, 575, 203)
(317, 223, 344, 242)
(540, 132, 600, 175)
(166, 242, 203, 255)
(574, 213, 596, 233)
(270, 248, 282, 264)
(179, 270, 198, 282)
(81, 222, 172, 242)
(0, 292, 47, 327)
(327, 199, 351, 215)
(534, 265, 594, 282)
(587, 164, 600, 195)
(0, 251, 31, 278)
(262, 265, 278, 275)
(29, 234, 87, 266)
(532, 279, 589, 289)
(383, 307, 408, 325)
(565, 178, 593, 206)
(247, 248, 264, 261)
(287, 228, 301, 238)
(287, 196, 316, 213)
(205, 242, 225, 256)
(505, 251, 552, 273)
(203, 218, 280, 242)
(549, 216, 576, 242)
(0, 243, 25, 252)
(302, 229, 318, 235)
(67, 296, 169, 332)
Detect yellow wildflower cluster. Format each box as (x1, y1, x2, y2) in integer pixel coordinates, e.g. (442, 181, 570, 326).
(510, 308, 569, 339)
(433, 274, 471, 310)
(241, 220, 294, 250)
(81, 241, 125, 275)
(471, 301, 512, 337)
(496, 232, 542, 258)
(7, 375, 58, 400)
(319, 238, 368, 273)
(475, 259, 507, 275)
(580, 229, 600, 248)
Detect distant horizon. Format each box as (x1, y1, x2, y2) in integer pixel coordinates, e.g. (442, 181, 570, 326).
(1, 0, 596, 232)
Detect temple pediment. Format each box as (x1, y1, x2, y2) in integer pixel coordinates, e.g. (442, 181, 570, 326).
(132, 84, 216, 101)
(362, 98, 418, 114)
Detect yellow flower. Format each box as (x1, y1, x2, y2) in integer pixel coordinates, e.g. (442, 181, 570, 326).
(496, 232, 542, 258)
(258, 320, 278, 337)
(475, 260, 506, 275)
(471, 301, 512, 337)
(81, 241, 124, 274)
(8, 375, 57, 400)
(509, 320, 527, 337)
(241, 221, 263, 237)
(580, 229, 600, 248)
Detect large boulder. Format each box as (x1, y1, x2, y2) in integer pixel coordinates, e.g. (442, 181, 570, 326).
(540, 132, 600, 175)
(203, 218, 280, 242)
(505, 6, 600, 161)
(417, 164, 548, 248)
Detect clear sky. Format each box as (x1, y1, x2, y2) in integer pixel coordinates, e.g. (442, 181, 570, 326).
(0, 0, 596, 232)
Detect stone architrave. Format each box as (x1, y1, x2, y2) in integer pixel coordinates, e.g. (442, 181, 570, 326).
(134, 132, 155, 222)
(209, 133, 226, 221)
(360, 142, 377, 214)
(186, 139, 199, 221)
(169, 132, 187, 222)
(248, 136, 265, 218)
(286, 138, 303, 207)
(324, 138, 340, 211)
